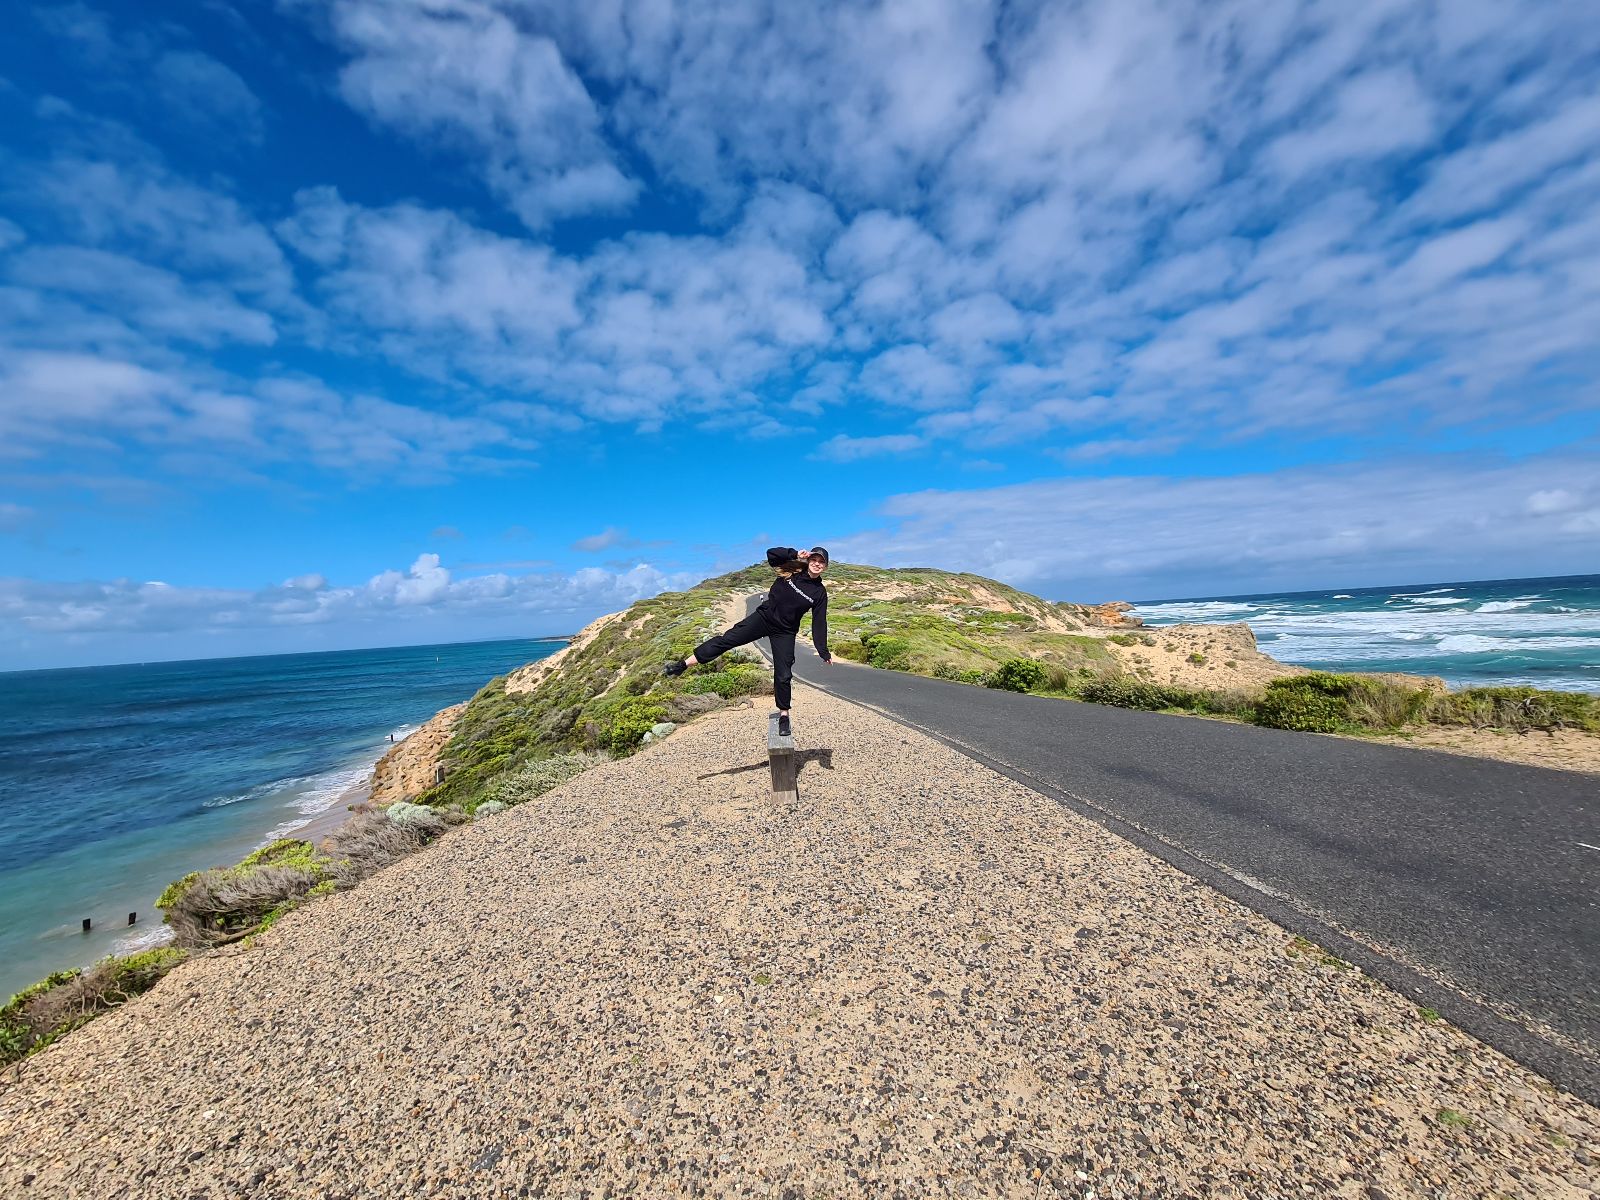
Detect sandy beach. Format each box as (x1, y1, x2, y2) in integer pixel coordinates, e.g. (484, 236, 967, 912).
(2, 680, 1595, 1199)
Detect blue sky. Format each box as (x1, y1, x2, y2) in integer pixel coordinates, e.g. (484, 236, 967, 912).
(1, 0, 1598, 669)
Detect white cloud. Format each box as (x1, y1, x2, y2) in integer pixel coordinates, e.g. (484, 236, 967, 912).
(1526, 489, 1581, 517)
(0, 351, 522, 476)
(814, 433, 925, 462)
(8, 245, 277, 346)
(1264, 67, 1436, 178)
(311, 0, 637, 228)
(0, 556, 696, 664)
(6, 0, 1599, 488)
(837, 453, 1600, 600)
(544, 0, 998, 213)
(0, 503, 36, 532)
(571, 526, 633, 553)
(152, 50, 264, 142)
(14, 155, 300, 309)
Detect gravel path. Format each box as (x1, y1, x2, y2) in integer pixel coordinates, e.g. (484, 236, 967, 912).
(3, 685, 1596, 1199)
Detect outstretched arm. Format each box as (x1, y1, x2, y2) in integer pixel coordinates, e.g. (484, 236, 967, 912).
(812, 591, 831, 663)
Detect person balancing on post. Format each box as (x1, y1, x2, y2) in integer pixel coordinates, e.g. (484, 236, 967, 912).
(664, 546, 833, 737)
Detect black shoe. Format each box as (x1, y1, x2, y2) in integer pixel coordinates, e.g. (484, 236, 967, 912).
(778, 714, 791, 738)
(663, 659, 687, 677)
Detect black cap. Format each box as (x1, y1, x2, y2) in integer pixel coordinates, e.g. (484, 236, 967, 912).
(809, 546, 829, 563)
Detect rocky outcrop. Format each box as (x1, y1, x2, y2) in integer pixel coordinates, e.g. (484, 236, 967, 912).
(1065, 600, 1144, 628)
(368, 703, 467, 804)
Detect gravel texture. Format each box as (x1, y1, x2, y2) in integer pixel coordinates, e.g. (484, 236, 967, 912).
(3, 684, 1596, 1199)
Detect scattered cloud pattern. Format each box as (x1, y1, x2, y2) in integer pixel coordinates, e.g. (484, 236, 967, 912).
(0, 0, 1596, 665)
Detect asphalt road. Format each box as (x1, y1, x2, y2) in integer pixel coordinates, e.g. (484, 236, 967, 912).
(746, 600, 1600, 1102)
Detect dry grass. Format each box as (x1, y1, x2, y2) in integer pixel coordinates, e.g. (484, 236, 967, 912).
(320, 808, 448, 888)
(161, 860, 325, 947)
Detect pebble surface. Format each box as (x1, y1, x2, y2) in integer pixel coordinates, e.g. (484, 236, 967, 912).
(3, 685, 1596, 1199)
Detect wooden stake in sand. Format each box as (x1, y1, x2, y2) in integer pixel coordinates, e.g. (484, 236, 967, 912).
(768, 714, 797, 801)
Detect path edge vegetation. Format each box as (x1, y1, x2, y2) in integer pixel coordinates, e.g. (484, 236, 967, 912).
(6, 560, 1595, 1064)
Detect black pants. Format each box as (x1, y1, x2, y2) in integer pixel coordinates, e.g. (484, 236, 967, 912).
(693, 610, 798, 710)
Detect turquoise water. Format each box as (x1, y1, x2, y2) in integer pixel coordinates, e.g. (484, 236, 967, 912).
(1132, 574, 1600, 693)
(0, 638, 559, 1002)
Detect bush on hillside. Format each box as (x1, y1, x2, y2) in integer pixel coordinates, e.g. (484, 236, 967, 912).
(988, 657, 1046, 693)
(603, 696, 669, 754)
(665, 692, 726, 722)
(1345, 678, 1433, 729)
(158, 838, 330, 947)
(1038, 663, 1082, 692)
(830, 640, 868, 663)
(1250, 673, 1362, 732)
(1, 947, 188, 1065)
(683, 662, 769, 698)
(860, 633, 912, 672)
(324, 809, 448, 896)
(1078, 674, 1203, 711)
(479, 751, 611, 808)
(932, 661, 989, 685)
(1427, 685, 1600, 733)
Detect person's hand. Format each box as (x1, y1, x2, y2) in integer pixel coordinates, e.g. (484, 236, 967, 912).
(822, 656, 833, 666)
(796, 549, 811, 559)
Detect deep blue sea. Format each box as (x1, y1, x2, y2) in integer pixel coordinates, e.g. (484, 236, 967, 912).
(0, 638, 559, 1002)
(1132, 574, 1600, 693)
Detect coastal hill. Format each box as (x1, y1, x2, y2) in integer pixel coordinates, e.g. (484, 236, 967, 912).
(4, 558, 1600, 1196)
(4, 605, 1598, 1195)
(373, 559, 1598, 808)
(5, 559, 1597, 1069)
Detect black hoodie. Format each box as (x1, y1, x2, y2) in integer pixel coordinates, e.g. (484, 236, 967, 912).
(761, 547, 830, 660)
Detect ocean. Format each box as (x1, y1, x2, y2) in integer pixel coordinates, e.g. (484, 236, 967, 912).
(0, 637, 559, 1003)
(1131, 573, 1600, 693)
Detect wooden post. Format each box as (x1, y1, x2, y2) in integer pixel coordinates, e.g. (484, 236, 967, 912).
(768, 714, 797, 801)
(128, 912, 137, 926)
(434, 764, 447, 785)
(81, 918, 91, 933)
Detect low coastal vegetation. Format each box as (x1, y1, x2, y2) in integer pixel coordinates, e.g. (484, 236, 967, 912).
(9, 558, 1596, 1063)
(877, 645, 1600, 738)
(1, 948, 187, 1065)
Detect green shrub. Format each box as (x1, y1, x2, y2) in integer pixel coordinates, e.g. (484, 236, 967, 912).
(1347, 679, 1432, 729)
(860, 633, 912, 671)
(606, 697, 669, 754)
(684, 663, 768, 698)
(1427, 686, 1600, 734)
(1039, 663, 1078, 692)
(158, 838, 330, 947)
(1108, 633, 1140, 647)
(988, 658, 1046, 692)
(1251, 673, 1361, 732)
(1187, 652, 1207, 666)
(1078, 674, 1203, 711)
(481, 751, 610, 807)
(1193, 688, 1260, 717)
